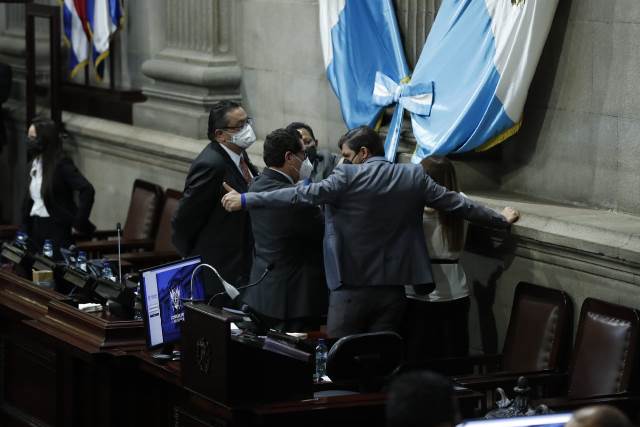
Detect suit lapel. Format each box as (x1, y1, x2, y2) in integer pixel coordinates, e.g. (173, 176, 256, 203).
(212, 143, 252, 192)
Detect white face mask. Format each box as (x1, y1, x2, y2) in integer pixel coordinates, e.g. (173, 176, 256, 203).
(293, 156, 314, 182)
(229, 124, 256, 149)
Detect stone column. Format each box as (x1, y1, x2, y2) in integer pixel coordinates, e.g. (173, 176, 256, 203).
(133, 0, 241, 139)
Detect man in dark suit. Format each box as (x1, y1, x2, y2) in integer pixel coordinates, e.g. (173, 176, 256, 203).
(243, 128, 326, 331)
(222, 126, 519, 337)
(286, 122, 339, 182)
(172, 100, 259, 295)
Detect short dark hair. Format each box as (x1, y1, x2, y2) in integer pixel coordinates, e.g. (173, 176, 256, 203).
(338, 126, 385, 157)
(286, 122, 316, 141)
(386, 371, 458, 427)
(263, 128, 303, 168)
(207, 100, 242, 140)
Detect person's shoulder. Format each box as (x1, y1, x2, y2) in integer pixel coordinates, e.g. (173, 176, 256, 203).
(193, 143, 227, 169)
(55, 155, 77, 172)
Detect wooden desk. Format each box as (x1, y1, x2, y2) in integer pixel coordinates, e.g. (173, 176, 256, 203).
(0, 269, 485, 427)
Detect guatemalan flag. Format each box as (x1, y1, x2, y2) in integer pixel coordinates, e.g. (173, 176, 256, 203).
(61, 0, 90, 78)
(319, 0, 418, 160)
(410, 0, 559, 161)
(87, 0, 124, 81)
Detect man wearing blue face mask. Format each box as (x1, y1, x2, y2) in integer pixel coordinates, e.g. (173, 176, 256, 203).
(172, 100, 259, 296)
(242, 128, 327, 331)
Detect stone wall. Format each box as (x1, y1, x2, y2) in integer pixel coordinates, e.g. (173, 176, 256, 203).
(500, 0, 640, 214)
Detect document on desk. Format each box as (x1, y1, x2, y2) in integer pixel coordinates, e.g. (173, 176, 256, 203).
(262, 336, 311, 363)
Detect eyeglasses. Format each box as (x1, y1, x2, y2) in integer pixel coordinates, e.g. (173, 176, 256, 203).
(223, 117, 255, 131)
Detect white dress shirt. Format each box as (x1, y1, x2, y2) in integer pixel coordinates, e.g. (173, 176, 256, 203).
(29, 157, 51, 217)
(220, 144, 253, 179)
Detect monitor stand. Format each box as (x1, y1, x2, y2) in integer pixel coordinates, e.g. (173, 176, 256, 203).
(151, 344, 181, 363)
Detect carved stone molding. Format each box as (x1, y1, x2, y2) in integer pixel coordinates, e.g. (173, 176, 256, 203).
(134, 0, 242, 139)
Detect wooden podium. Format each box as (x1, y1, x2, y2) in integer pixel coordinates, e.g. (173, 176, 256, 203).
(181, 303, 314, 404)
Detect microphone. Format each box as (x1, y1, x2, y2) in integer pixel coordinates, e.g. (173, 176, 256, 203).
(116, 223, 122, 284)
(185, 263, 230, 303)
(207, 263, 274, 306)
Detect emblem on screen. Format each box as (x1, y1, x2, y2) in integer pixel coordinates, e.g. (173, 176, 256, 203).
(196, 337, 211, 374)
(170, 286, 182, 313)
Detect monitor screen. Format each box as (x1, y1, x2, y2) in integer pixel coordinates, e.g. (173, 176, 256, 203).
(458, 413, 572, 427)
(140, 257, 205, 349)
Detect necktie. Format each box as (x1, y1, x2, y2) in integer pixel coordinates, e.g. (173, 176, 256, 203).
(239, 155, 252, 185)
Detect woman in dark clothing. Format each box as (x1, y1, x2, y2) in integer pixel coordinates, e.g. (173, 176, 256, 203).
(22, 118, 95, 259)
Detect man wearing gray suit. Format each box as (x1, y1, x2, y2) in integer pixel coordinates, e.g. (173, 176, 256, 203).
(222, 126, 519, 337)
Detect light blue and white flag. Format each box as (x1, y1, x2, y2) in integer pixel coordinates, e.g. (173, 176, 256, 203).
(319, 0, 419, 160)
(87, 0, 123, 81)
(410, 0, 559, 161)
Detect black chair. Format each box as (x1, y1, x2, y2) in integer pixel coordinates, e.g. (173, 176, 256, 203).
(315, 331, 404, 396)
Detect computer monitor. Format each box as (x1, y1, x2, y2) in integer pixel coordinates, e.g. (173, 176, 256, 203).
(458, 413, 572, 427)
(140, 256, 205, 349)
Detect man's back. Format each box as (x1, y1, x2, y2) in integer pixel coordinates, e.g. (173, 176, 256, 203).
(324, 158, 430, 288)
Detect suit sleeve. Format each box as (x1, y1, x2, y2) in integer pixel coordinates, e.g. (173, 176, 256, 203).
(172, 158, 224, 256)
(245, 165, 349, 209)
(59, 158, 96, 234)
(424, 175, 509, 228)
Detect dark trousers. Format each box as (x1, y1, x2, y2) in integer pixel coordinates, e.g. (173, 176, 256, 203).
(326, 286, 407, 338)
(405, 296, 470, 363)
(31, 216, 72, 261)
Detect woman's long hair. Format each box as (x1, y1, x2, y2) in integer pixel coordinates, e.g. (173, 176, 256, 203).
(32, 118, 64, 205)
(420, 156, 464, 252)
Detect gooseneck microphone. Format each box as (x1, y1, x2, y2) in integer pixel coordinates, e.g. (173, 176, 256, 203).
(206, 263, 275, 306)
(116, 222, 122, 284)
(185, 263, 231, 303)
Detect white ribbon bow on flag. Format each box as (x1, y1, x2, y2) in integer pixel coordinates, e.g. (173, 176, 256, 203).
(370, 71, 434, 161)
(371, 72, 434, 116)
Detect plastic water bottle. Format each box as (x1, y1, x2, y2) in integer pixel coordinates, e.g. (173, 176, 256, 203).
(42, 239, 54, 258)
(314, 338, 328, 383)
(101, 258, 116, 282)
(15, 231, 28, 248)
(76, 251, 88, 272)
(133, 283, 143, 320)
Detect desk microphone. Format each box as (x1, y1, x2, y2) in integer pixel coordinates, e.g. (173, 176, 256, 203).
(207, 263, 274, 306)
(116, 222, 122, 284)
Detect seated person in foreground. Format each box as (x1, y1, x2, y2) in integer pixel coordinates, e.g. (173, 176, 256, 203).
(386, 370, 460, 427)
(566, 406, 632, 427)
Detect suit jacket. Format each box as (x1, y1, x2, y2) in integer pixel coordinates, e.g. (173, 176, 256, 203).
(311, 149, 339, 182)
(243, 168, 327, 320)
(172, 142, 259, 291)
(22, 156, 96, 235)
(245, 156, 509, 291)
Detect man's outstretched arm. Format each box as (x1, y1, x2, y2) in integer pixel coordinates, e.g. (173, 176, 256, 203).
(222, 166, 349, 211)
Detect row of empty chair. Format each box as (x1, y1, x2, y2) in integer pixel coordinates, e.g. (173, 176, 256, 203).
(75, 179, 182, 271)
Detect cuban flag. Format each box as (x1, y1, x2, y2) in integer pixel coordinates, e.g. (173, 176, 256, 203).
(319, 0, 419, 160)
(87, 0, 124, 81)
(61, 0, 90, 78)
(410, 0, 559, 161)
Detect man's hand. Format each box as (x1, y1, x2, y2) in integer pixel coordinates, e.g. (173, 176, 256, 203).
(221, 182, 243, 212)
(501, 206, 520, 224)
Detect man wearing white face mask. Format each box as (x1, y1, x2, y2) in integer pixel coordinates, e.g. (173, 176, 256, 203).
(172, 100, 259, 296)
(242, 128, 327, 331)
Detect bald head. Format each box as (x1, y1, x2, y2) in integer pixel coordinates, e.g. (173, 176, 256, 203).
(566, 406, 631, 427)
